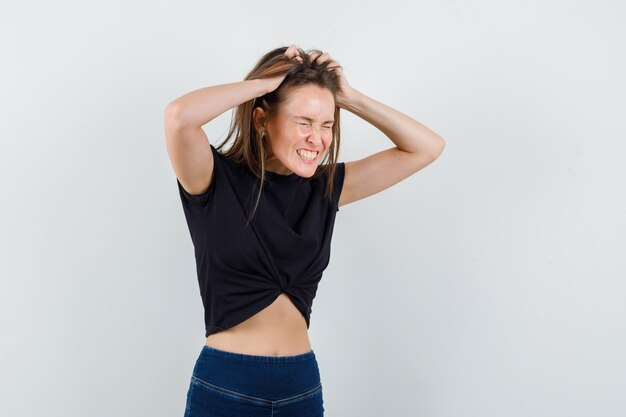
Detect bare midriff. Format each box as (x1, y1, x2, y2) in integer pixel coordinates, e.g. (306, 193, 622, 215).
(205, 292, 313, 357)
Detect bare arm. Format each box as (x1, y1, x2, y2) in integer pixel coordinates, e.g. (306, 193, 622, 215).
(165, 79, 268, 128)
(338, 87, 446, 208)
(163, 79, 269, 196)
(298, 50, 446, 209)
(343, 87, 445, 158)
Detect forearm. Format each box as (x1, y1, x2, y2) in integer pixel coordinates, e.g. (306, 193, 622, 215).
(165, 79, 267, 128)
(343, 88, 445, 157)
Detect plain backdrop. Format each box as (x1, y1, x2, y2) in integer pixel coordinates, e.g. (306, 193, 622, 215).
(2, 1, 625, 416)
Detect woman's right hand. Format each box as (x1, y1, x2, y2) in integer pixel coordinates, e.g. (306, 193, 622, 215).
(262, 45, 304, 94)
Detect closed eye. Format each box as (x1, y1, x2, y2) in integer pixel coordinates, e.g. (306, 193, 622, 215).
(298, 122, 333, 130)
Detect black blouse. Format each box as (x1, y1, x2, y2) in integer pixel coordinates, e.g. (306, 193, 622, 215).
(176, 144, 345, 337)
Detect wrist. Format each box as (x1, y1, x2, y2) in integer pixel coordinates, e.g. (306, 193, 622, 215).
(250, 78, 271, 96)
(340, 87, 362, 112)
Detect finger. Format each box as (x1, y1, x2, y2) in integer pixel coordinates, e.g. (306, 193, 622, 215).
(327, 61, 342, 70)
(286, 47, 305, 63)
(320, 56, 341, 73)
(313, 52, 331, 63)
(284, 45, 298, 57)
(308, 51, 323, 61)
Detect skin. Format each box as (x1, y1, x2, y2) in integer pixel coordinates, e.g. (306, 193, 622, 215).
(256, 84, 336, 176)
(205, 83, 337, 357)
(170, 46, 445, 357)
(203, 48, 444, 358)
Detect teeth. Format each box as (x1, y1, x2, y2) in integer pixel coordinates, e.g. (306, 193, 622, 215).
(297, 149, 318, 161)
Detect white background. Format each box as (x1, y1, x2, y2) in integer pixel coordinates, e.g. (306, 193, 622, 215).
(2, 1, 625, 416)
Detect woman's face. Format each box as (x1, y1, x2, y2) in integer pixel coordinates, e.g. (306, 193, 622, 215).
(257, 84, 335, 177)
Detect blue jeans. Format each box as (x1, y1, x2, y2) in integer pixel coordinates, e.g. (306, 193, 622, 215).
(184, 345, 325, 416)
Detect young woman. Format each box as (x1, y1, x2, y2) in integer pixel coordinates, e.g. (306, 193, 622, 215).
(165, 45, 445, 417)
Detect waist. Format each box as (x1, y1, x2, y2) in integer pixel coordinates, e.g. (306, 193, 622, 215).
(205, 311, 312, 357)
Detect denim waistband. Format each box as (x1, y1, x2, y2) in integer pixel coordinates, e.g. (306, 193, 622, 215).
(201, 344, 317, 363)
(191, 345, 321, 399)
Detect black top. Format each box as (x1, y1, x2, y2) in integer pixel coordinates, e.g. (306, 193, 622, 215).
(176, 144, 345, 337)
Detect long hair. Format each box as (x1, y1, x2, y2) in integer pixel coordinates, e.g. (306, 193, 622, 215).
(214, 45, 343, 226)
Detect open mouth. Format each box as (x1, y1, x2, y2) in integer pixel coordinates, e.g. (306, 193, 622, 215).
(296, 149, 318, 161)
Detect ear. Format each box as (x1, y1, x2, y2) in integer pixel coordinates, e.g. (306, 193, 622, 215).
(252, 107, 267, 132)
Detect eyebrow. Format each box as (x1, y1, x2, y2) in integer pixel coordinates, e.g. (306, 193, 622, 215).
(294, 116, 335, 124)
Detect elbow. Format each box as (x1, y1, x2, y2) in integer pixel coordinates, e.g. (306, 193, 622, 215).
(428, 137, 446, 160)
(164, 102, 187, 130)
(165, 101, 184, 119)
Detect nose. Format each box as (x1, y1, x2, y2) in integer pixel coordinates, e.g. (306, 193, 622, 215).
(306, 125, 323, 146)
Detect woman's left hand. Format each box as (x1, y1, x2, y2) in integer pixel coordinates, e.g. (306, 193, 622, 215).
(307, 51, 354, 109)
